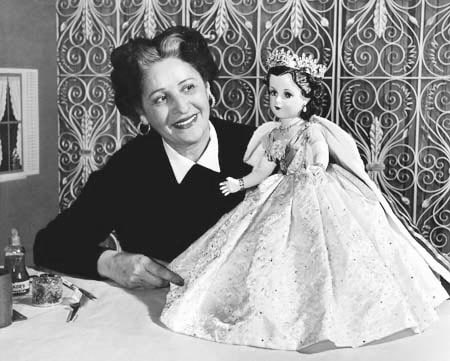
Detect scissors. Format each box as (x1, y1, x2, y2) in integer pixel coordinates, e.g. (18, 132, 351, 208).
(66, 301, 80, 322)
(62, 277, 97, 301)
(66, 289, 84, 323)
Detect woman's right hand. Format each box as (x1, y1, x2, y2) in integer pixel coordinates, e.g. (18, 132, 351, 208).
(97, 250, 184, 289)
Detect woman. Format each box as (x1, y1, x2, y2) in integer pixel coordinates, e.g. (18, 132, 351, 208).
(33, 26, 254, 289)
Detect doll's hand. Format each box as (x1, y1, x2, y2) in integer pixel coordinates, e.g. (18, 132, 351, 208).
(219, 177, 242, 196)
(308, 163, 326, 178)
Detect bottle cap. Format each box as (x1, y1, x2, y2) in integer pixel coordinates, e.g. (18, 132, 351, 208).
(10, 228, 21, 246)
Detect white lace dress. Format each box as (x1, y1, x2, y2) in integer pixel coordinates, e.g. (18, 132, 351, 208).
(160, 121, 448, 350)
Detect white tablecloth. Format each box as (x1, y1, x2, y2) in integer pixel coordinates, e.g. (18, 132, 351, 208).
(1, 275, 450, 361)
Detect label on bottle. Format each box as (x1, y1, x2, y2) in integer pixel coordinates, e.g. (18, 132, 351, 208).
(4, 250, 24, 256)
(12, 280, 30, 296)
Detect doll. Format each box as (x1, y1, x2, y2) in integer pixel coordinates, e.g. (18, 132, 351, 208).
(160, 49, 449, 351)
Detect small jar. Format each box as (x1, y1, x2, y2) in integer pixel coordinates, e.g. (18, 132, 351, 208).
(31, 274, 63, 307)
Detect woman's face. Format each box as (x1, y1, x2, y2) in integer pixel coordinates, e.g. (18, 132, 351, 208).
(268, 73, 309, 119)
(139, 57, 210, 153)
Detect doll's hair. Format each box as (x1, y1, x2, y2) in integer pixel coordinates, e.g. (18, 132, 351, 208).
(110, 26, 218, 124)
(266, 66, 324, 121)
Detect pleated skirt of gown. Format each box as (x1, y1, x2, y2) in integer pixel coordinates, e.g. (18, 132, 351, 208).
(160, 164, 448, 350)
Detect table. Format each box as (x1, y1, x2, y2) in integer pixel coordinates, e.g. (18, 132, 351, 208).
(2, 274, 450, 361)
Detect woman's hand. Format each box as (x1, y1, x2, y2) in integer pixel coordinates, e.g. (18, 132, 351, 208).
(97, 250, 184, 289)
(219, 177, 242, 196)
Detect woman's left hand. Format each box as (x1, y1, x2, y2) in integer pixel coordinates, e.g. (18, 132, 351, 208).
(98, 250, 184, 289)
(219, 177, 241, 196)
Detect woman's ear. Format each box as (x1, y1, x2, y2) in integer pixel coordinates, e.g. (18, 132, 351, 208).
(139, 114, 148, 125)
(138, 114, 150, 135)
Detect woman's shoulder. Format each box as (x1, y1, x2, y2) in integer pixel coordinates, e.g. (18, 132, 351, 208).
(104, 131, 163, 170)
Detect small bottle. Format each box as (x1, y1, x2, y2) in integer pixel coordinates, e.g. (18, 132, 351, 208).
(4, 228, 30, 296)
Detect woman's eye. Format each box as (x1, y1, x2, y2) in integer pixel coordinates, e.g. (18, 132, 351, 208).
(183, 83, 195, 92)
(284, 92, 292, 98)
(269, 90, 277, 96)
(153, 95, 167, 104)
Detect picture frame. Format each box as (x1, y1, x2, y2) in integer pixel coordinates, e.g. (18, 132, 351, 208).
(0, 68, 39, 182)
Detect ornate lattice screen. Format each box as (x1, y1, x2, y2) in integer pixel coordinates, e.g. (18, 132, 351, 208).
(56, 0, 450, 260)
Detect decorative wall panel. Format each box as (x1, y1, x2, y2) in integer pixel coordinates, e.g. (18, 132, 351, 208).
(56, 0, 450, 260)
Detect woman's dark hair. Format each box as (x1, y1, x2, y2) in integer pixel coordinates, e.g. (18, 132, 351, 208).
(266, 66, 324, 121)
(110, 26, 218, 124)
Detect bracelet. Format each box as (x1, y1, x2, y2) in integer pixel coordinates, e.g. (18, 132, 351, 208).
(238, 178, 245, 191)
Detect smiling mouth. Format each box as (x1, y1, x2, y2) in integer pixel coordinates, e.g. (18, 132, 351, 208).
(172, 114, 198, 129)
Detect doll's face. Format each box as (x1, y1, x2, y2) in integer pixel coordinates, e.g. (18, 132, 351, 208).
(268, 73, 310, 119)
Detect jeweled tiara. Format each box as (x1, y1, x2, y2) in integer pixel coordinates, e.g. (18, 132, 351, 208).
(266, 49, 326, 79)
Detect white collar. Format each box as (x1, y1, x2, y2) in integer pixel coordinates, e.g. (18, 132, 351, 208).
(162, 122, 220, 184)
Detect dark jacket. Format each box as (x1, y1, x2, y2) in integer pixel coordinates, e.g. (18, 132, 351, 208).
(34, 118, 254, 279)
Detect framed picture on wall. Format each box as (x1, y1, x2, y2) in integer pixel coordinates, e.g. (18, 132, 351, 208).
(0, 68, 39, 182)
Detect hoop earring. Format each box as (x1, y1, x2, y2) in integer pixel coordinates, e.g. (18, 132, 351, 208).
(138, 116, 150, 135)
(207, 86, 216, 107)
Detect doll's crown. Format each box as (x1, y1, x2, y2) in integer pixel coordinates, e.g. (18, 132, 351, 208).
(266, 49, 326, 79)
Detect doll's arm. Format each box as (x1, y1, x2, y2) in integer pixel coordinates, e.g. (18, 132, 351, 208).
(308, 124, 329, 174)
(220, 155, 276, 196)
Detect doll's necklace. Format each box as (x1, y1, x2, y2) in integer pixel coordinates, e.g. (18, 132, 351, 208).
(279, 119, 304, 132)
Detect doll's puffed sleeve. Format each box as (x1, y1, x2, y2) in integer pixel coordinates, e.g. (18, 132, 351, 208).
(307, 122, 330, 169)
(243, 122, 279, 167)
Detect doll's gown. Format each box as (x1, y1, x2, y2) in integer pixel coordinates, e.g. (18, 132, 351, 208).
(160, 120, 448, 350)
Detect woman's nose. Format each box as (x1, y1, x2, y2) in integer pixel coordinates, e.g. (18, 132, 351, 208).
(171, 94, 190, 114)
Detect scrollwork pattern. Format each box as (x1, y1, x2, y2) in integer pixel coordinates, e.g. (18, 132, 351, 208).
(57, 1, 449, 260)
(423, 1, 450, 76)
(211, 79, 256, 125)
(339, 78, 418, 221)
(119, 0, 182, 42)
(58, 74, 117, 208)
(341, 0, 421, 76)
(416, 80, 450, 254)
(260, 0, 334, 72)
(190, 0, 258, 76)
